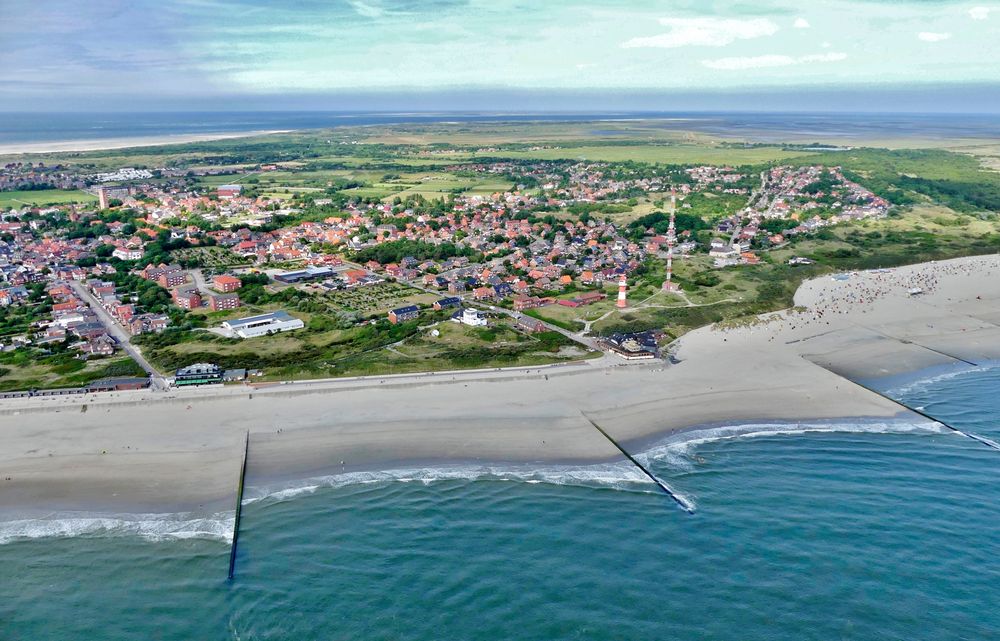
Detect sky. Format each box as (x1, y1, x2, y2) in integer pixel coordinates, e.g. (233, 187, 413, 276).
(1, 0, 999, 112)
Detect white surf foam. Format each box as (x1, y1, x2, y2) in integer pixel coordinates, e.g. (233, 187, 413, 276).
(242, 461, 658, 507)
(4, 420, 947, 544)
(0, 463, 677, 545)
(636, 419, 948, 471)
(883, 362, 1000, 398)
(0, 511, 235, 546)
(242, 421, 941, 512)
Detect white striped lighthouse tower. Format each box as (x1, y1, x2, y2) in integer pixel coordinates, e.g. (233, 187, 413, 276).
(616, 273, 628, 308)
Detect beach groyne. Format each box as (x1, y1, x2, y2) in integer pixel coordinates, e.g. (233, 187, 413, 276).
(2, 255, 998, 517)
(583, 414, 695, 512)
(228, 431, 250, 580)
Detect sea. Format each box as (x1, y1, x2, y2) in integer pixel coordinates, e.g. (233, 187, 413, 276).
(1, 364, 998, 640)
(3, 111, 1000, 147)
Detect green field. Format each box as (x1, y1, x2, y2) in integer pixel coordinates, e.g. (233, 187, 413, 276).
(139, 308, 595, 380)
(471, 144, 817, 165)
(173, 246, 247, 268)
(0, 189, 97, 207)
(0, 354, 146, 392)
(187, 166, 513, 203)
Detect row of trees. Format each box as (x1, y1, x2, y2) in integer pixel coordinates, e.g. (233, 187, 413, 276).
(353, 240, 482, 265)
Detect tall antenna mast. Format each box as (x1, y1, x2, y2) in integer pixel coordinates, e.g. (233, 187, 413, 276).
(663, 187, 681, 293)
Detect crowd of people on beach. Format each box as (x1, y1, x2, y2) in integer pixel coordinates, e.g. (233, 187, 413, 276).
(812, 259, 998, 316)
(718, 257, 1000, 342)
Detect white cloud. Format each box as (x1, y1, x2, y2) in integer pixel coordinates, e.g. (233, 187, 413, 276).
(917, 31, 952, 42)
(348, 1, 387, 18)
(622, 17, 778, 49)
(702, 51, 846, 70)
(702, 54, 793, 70)
(793, 18, 810, 29)
(801, 52, 848, 63)
(969, 6, 992, 20)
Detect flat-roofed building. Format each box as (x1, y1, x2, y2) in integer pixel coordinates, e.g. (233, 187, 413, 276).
(458, 308, 487, 327)
(112, 247, 143, 261)
(87, 377, 150, 392)
(221, 310, 304, 339)
(273, 266, 335, 284)
(174, 363, 222, 386)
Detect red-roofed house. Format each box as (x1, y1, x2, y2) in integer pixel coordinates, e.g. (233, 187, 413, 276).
(213, 275, 242, 293)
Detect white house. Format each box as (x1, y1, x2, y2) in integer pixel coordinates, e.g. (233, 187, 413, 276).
(112, 247, 143, 261)
(458, 308, 487, 327)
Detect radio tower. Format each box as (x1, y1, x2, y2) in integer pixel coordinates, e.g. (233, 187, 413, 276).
(616, 273, 628, 309)
(662, 187, 681, 293)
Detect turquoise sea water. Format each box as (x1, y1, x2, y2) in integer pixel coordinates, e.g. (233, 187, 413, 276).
(2, 366, 999, 640)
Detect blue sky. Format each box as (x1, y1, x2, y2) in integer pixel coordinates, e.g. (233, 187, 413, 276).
(1, 0, 999, 111)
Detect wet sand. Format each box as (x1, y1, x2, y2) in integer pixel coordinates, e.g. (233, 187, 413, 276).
(2, 254, 999, 517)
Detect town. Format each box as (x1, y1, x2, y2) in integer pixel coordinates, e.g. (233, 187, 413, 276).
(0, 151, 893, 393)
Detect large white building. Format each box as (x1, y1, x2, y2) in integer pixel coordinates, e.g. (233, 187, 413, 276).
(221, 310, 304, 339)
(458, 308, 488, 327)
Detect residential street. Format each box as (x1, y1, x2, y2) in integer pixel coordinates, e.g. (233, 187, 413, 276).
(69, 280, 168, 390)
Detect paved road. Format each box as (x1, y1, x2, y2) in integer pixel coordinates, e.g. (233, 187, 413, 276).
(190, 268, 208, 291)
(340, 258, 599, 347)
(69, 280, 168, 390)
(403, 279, 602, 350)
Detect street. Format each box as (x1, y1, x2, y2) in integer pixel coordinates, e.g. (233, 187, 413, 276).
(69, 280, 169, 390)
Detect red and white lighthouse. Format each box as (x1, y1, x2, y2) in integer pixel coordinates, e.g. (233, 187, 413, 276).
(616, 273, 628, 309)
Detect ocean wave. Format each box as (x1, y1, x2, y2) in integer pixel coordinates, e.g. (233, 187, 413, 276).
(637, 419, 948, 470)
(882, 362, 1000, 399)
(2, 420, 949, 544)
(242, 462, 658, 507)
(0, 463, 676, 545)
(0, 511, 234, 546)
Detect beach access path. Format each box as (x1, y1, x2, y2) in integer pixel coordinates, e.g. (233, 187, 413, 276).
(3, 255, 1000, 517)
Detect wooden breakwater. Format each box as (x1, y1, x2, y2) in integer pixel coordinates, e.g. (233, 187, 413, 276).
(583, 414, 695, 513)
(228, 430, 250, 580)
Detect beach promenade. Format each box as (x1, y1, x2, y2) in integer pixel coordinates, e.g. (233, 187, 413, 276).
(2, 255, 999, 517)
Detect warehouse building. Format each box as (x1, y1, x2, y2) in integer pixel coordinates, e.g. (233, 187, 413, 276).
(273, 266, 336, 284)
(221, 310, 304, 339)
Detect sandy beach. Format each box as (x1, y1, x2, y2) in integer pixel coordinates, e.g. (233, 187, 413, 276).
(0, 130, 294, 155)
(2, 254, 999, 518)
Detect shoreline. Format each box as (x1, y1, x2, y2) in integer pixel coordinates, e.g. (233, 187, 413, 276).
(2, 255, 1000, 527)
(854, 357, 1000, 393)
(0, 129, 295, 155)
(0, 412, 953, 545)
